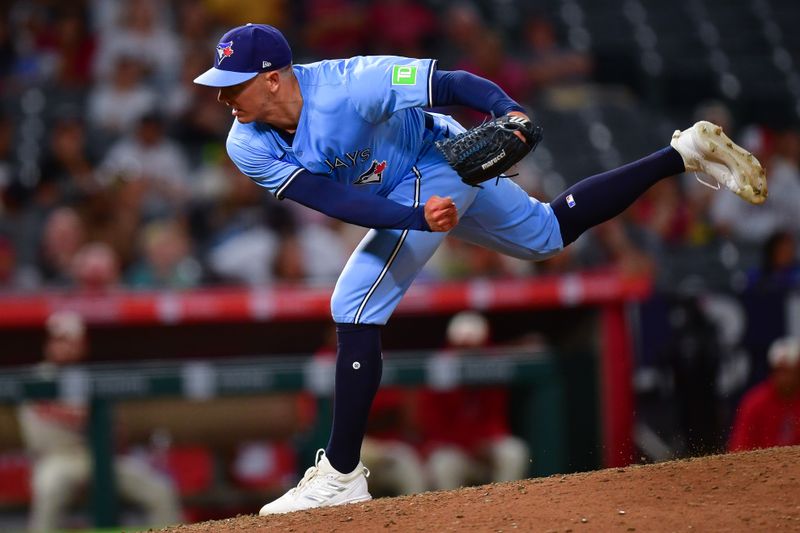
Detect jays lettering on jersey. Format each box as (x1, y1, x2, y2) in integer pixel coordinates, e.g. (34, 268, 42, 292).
(226, 56, 436, 200)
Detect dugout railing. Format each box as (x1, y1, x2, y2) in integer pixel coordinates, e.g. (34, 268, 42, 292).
(0, 349, 594, 528)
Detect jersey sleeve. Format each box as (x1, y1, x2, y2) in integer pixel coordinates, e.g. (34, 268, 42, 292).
(226, 130, 304, 199)
(346, 56, 437, 124)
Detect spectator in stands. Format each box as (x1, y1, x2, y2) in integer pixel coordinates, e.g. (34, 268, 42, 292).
(166, 1, 227, 146)
(98, 112, 191, 221)
(164, 53, 231, 149)
(271, 201, 351, 284)
(201, 157, 286, 286)
(418, 312, 530, 490)
(728, 336, 800, 452)
(93, 0, 180, 87)
(520, 14, 592, 95)
(17, 311, 181, 532)
(746, 230, 800, 290)
(87, 54, 158, 137)
(38, 115, 99, 204)
(630, 178, 690, 246)
(126, 219, 203, 289)
(198, 153, 345, 287)
(452, 28, 530, 125)
(203, 175, 348, 285)
(190, 151, 257, 212)
(38, 206, 87, 287)
(294, 219, 351, 284)
(434, 2, 486, 70)
(174, 0, 214, 55)
(234, 216, 347, 285)
(206, 216, 281, 285)
(79, 182, 141, 271)
(70, 241, 122, 292)
(272, 233, 307, 283)
(4, 1, 57, 86)
(37, 6, 96, 89)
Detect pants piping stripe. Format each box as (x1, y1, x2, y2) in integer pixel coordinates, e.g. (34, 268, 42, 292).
(354, 166, 422, 324)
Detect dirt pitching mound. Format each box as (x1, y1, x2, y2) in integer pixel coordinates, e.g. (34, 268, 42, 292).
(162, 446, 800, 532)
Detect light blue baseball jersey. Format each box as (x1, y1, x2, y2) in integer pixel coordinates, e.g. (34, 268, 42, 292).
(226, 56, 437, 200)
(224, 54, 563, 325)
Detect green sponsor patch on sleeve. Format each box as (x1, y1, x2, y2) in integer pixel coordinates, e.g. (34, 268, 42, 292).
(391, 65, 418, 85)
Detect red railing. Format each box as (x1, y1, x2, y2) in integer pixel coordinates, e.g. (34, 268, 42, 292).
(0, 271, 651, 327)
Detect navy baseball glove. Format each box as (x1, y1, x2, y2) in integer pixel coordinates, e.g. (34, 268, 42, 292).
(435, 114, 543, 186)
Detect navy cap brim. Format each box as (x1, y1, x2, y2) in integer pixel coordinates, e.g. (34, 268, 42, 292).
(193, 67, 259, 87)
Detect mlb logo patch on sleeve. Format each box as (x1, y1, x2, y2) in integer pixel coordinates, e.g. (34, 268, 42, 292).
(392, 65, 418, 85)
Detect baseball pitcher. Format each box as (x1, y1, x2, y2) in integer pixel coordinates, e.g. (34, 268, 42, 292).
(194, 23, 766, 515)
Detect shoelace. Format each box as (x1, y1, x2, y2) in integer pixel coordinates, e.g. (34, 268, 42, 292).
(290, 448, 326, 494)
(694, 171, 721, 191)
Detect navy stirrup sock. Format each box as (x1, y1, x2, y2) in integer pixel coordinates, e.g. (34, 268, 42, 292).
(551, 146, 685, 246)
(325, 322, 383, 474)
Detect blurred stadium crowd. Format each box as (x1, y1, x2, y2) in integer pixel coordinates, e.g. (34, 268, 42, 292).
(1, 0, 800, 530)
(0, 0, 798, 294)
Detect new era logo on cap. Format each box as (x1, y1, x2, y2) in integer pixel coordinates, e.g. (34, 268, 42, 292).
(194, 24, 292, 87)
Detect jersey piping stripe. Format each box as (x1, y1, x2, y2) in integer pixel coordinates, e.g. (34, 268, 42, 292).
(354, 166, 422, 324)
(427, 59, 437, 108)
(275, 168, 305, 199)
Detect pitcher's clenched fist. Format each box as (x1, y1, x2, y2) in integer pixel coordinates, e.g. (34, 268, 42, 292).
(424, 195, 458, 232)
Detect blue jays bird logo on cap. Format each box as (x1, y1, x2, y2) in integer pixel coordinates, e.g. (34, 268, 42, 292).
(216, 41, 234, 63)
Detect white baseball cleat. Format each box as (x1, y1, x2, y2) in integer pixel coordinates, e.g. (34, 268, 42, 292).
(670, 120, 767, 204)
(258, 449, 371, 515)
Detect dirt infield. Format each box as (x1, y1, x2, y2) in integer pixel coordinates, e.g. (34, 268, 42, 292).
(161, 446, 800, 533)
